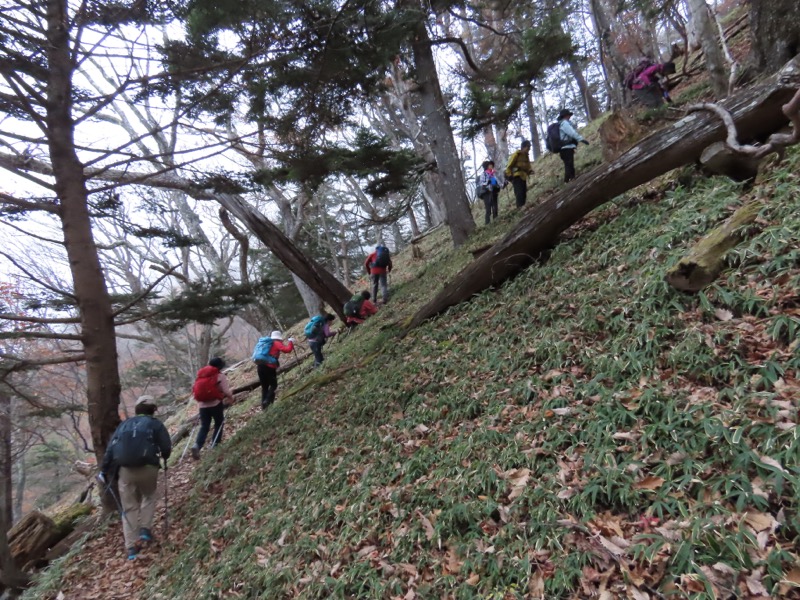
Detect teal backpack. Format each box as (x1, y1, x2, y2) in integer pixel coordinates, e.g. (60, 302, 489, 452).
(304, 315, 325, 338)
(252, 337, 278, 365)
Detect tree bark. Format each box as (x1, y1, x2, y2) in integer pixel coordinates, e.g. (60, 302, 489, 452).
(588, 0, 627, 109)
(46, 0, 121, 465)
(407, 57, 800, 329)
(664, 201, 761, 292)
(750, 0, 800, 74)
(214, 194, 352, 320)
(685, 0, 728, 98)
(410, 17, 476, 247)
(525, 94, 542, 160)
(568, 58, 603, 121)
(0, 391, 11, 529)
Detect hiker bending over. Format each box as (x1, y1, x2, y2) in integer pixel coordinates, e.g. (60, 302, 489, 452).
(556, 109, 589, 183)
(365, 244, 392, 304)
(99, 395, 172, 560)
(344, 291, 378, 329)
(504, 140, 532, 208)
(305, 313, 336, 367)
(629, 61, 676, 108)
(252, 330, 295, 410)
(190, 356, 235, 460)
(478, 160, 501, 224)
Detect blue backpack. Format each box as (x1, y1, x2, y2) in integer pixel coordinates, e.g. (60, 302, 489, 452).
(252, 337, 278, 365)
(372, 246, 391, 268)
(304, 315, 325, 338)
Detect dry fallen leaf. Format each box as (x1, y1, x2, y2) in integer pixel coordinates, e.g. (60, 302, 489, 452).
(633, 476, 665, 491)
(714, 308, 734, 321)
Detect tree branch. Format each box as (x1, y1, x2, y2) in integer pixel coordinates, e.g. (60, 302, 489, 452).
(429, 36, 482, 74)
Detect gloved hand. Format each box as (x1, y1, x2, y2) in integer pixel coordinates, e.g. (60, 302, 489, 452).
(288, 337, 296, 344)
(581, 140, 590, 145)
(502, 180, 509, 189)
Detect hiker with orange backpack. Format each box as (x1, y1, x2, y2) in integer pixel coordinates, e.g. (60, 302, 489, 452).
(190, 357, 235, 460)
(252, 331, 295, 410)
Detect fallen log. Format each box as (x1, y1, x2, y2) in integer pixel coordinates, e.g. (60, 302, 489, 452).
(8, 511, 64, 571)
(407, 57, 800, 330)
(665, 201, 761, 292)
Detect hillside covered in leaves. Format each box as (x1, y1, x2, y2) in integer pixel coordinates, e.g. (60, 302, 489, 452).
(26, 124, 800, 598)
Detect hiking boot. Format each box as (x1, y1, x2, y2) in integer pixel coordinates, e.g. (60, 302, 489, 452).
(127, 546, 139, 560)
(191, 446, 200, 461)
(139, 528, 153, 543)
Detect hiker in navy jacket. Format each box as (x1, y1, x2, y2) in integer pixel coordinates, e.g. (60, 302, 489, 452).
(557, 109, 589, 183)
(99, 395, 171, 560)
(365, 244, 392, 304)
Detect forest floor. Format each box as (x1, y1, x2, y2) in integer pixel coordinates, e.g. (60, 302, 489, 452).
(24, 41, 800, 600)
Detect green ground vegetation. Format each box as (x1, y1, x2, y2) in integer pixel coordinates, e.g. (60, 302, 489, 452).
(132, 144, 800, 598)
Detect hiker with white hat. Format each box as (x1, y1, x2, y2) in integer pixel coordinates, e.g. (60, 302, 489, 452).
(251, 330, 295, 410)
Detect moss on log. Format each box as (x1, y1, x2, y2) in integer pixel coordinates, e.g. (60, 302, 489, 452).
(664, 201, 761, 292)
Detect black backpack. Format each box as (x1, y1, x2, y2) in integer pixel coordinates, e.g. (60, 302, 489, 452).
(344, 295, 364, 317)
(108, 416, 161, 468)
(372, 246, 391, 268)
(545, 122, 563, 153)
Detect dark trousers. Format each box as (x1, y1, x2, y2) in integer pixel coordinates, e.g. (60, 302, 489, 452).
(370, 273, 389, 303)
(481, 192, 498, 224)
(309, 341, 324, 366)
(195, 402, 225, 449)
(559, 148, 576, 183)
(257, 363, 278, 409)
(512, 177, 526, 207)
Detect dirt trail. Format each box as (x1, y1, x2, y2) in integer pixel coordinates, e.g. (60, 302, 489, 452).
(51, 403, 263, 600)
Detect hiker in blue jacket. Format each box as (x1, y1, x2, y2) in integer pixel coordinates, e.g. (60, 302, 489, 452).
(557, 109, 589, 183)
(306, 313, 336, 366)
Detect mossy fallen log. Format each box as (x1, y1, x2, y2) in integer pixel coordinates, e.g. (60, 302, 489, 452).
(664, 201, 761, 292)
(8, 511, 64, 571)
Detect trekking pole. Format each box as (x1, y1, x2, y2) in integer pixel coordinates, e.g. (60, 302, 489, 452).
(98, 474, 136, 532)
(163, 463, 169, 541)
(179, 425, 198, 464)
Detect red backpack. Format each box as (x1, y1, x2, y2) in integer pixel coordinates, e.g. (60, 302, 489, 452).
(192, 366, 224, 402)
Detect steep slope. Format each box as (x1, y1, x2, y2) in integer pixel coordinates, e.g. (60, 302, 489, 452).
(25, 149, 799, 600)
(144, 153, 797, 597)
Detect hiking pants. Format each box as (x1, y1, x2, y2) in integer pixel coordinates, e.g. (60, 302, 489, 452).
(559, 148, 576, 183)
(118, 465, 159, 550)
(195, 402, 225, 449)
(309, 341, 324, 366)
(633, 86, 664, 108)
(370, 273, 389, 303)
(257, 363, 278, 409)
(482, 191, 498, 224)
(511, 176, 526, 207)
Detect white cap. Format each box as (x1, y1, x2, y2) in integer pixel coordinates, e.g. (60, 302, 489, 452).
(135, 395, 155, 406)
(270, 330, 282, 340)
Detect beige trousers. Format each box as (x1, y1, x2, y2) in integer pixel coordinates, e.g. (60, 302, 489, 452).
(118, 465, 159, 549)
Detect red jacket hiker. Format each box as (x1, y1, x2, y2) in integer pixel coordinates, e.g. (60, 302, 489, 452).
(345, 298, 378, 326)
(365, 251, 392, 275)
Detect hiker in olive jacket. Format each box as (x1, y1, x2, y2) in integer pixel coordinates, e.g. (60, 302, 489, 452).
(504, 140, 532, 208)
(99, 395, 172, 560)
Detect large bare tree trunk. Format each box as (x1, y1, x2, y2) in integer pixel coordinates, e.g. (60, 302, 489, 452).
(214, 194, 352, 320)
(410, 17, 476, 247)
(408, 57, 800, 329)
(46, 0, 120, 464)
(525, 94, 543, 160)
(749, 0, 800, 74)
(588, 0, 627, 108)
(685, 0, 728, 98)
(569, 58, 603, 121)
(0, 390, 28, 592)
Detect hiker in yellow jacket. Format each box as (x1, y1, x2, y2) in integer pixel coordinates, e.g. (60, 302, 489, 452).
(504, 140, 532, 208)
